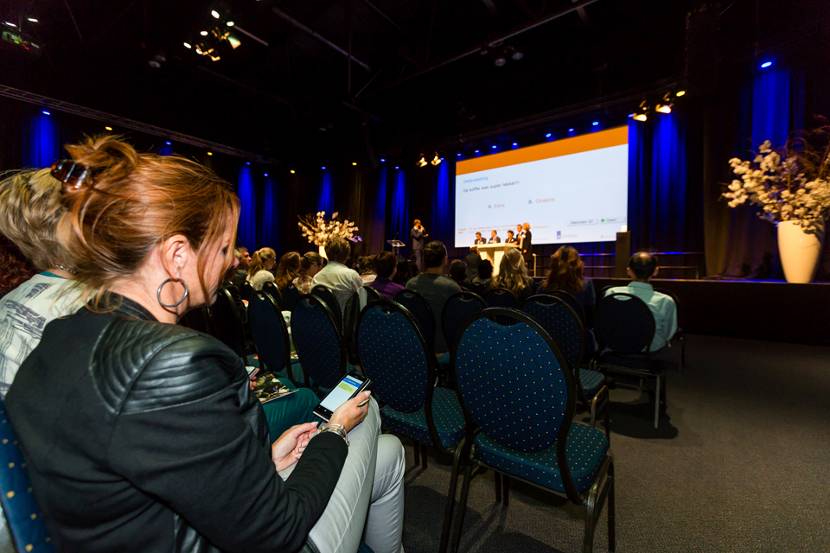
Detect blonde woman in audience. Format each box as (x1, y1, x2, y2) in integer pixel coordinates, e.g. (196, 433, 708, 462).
(275, 251, 302, 291)
(5, 136, 405, 553)
(0, 168, 85, 397)
(293, 251, 323, 294)
(248, 246, 277, 290)
(493, 246, 536, 301)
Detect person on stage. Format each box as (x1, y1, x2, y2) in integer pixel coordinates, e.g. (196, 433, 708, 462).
(488, 230, 501, 244)
(410, 218, 427, 272)
(505, 229, 517, 244)
(473, 231, 486, 245)
(520, 222, 533, 263)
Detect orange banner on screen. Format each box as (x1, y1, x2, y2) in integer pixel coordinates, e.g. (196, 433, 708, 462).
(455, 126, 628, 176)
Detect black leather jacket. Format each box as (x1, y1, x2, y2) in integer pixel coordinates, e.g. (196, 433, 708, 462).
(6, 297, 347, 553)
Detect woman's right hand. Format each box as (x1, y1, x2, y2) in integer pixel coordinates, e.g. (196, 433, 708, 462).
(329, 391, 371, 432)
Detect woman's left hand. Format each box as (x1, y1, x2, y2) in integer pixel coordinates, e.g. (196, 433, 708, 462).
(271, 422, 319, 472)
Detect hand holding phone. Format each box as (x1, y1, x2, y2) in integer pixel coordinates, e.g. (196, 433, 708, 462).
(329, 391, 371, 433)
(313, 374, 371, 423)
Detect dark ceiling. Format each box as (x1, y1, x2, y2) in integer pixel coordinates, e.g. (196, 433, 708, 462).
(0, 0, 827, 165)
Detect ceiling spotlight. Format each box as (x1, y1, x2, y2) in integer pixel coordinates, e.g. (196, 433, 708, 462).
(675, 89, 686, 97)
(394, 165, 400, 170)
(183, 42, 192, 49)
(632, 113, 648, 122)
(568, 128, 575, 133)
(512, 142, 518, 148)
(474, 149, 480, 155)
(456, 152, 462, 158)
(245, 161, 251, 166)
(104, 126, 113, 131)
(760, 59, 773, 70)
(321, 166, 327, 170)
(207, 151, 213, 157)
(226, 20, 235, 27)
(430, 154, 442, 166)
(511, 50, 524, 61)
(210, 10, 220, 19)
(200, 30, 209, 36)
(416, 155, 428, 168)
(490, 145, 497, 150)
(494, 56, 507, 67)
(41, 109, 51, 116)
(165, 140, 172, 146)
(27, 17, 39, 23)
(289, 169, 296, 175)
(545, 132, 552, 139)
(592, 121, 600, 127)
(379, 157, 386, 163)
(3, 21, 16, 28)
(263, 172, 269, 177)
(352, 161, 358, 166)
(655, 104, 672, 114)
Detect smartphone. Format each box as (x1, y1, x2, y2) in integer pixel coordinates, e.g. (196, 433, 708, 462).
(313, 374, 372, 422)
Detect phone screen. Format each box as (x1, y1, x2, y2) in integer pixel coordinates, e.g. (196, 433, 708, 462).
(319, 375, 365, 414)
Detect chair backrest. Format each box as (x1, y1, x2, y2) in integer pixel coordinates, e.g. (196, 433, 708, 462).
(280, 284, 302, 312)
(454, 308, 574, 455)
(441, 290, 486, 354)
(261, 281, 282, 308)
(595, 292, 655, 353)
(393, 289, 436, 350)
(342, 290, 363, 364)
(292, 294, 346, 391)
(178, 305, 213, 335)
(247, 291, 298, 385)
(483, 287, 517, 308)
(208, 287, 247, 357)
(547, 289, 586, 323)
(0, 400, 55, 553)
(311, 285, 342, 332)
(238, 281, 255, 302)
(364, 285, 382, 302)
(522, 294, 585, 371)
(357, 301, 435, 415)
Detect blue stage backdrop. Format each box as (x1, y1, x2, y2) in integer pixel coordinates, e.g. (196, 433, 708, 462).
(318, 171, 334, 215)
(236, 164, 257, 250)
(24, 110, 59, 168)
(390, 169, 409, 243)
(259, 173, 278, 251)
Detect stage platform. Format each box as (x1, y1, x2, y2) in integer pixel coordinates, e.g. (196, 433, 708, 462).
(591, 278, 830, 347)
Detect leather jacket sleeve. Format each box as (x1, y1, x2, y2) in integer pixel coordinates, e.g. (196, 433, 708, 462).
(105, 330, 347, 553)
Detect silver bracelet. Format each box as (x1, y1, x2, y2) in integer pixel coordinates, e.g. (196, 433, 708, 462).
(319, 422, 349, 446)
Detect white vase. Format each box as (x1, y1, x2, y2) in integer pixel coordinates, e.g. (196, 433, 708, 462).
(318, 245, 327, 260)
(777, 221, 823, 283)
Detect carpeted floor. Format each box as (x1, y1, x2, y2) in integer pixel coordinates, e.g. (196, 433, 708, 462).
(399, 335, 830, 553)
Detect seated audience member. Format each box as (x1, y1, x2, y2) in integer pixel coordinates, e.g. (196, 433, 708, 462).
(356, 255, 377, 284)
(449, 259, 467, 288)
(392, 258, 418, 286)
(488, 230, 501, 244)
(469, 258, 493, 295)
(540, 246, 596, 321)
(464, 247, 480, 281)
(248, 246, 277, 290)
(605, 252, 677, 351)
(275, 251, 302, 291)
(505, 229, 517, 244)
(0, 168, 85, 397)
(473, 231, 486, 245)
(493, 247, 536, 301)
(0, 238, 34, 298)
(313, 236, 364, 311)
(5, 136, 404, 553)
(406, 240, 461, 354)
(227, 248, 250, 288)
(293, 251, 323, 294)
(370, 251, 405, 299)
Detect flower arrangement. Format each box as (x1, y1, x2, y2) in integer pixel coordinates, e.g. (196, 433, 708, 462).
(297, 211, 359, 246)
(724, 128, 830, 235)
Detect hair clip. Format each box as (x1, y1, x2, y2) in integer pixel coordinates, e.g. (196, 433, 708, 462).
(50, 160, 93, 191)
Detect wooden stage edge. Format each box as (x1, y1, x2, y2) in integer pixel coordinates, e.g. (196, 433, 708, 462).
(587, 278, 830, 347)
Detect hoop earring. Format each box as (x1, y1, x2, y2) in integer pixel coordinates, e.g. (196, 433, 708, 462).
(156, 278, 190, 310)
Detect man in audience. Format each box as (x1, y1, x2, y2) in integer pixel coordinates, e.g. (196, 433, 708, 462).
(406, 241, 461, 354)
(449, 259, 467, 287)
(370, 251, 405, 299)
(464, 247, 480, 282)
(237, 246, 252, 270)
(605, 252, 677, 351)
(313, 236, 363, 311)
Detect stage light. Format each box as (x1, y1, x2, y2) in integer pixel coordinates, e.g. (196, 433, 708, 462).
(592, 121, 599, 127)
(27, 17, 38, 23)
(245, 161, 251, 166)
(490, 145, 497, 150)
(474, 149, 480, 155)
(494, 56, 507, 67)
(545, 132, 552, 138)
(3, 21, 16, 28)
(655, 104, 672, 114)
(263, 172, 269, 177)
(379, 157, 386, 163)
(165, 140, 172, 146)
(41, 109, 50, 116)
(511, 50, 524, 61)
(207, 151, 213, 157)
(183, 42, 192, 49)
(675, 89, 686, 97)
(321, 165, 327, 170)
(456, 152, 462, 158)
(430, 154, 442, 166)
(394, 165, 400, 170)
(200, 30, 208, 36)
(226, 21, 235, 27)
(416, 154, 428, 168)
(211, 10, 220, 19)
(352, 161, 357, 166)
(104, 126, 113, 131)
(760, 60, 773, 69)
(633, 113, 648, 121)
(512, 142, 518, 148)
(289, 169, 296, 175)
(568, 128, 575, 133)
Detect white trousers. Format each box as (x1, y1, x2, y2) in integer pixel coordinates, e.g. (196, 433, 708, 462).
(281, 400, 405, 553)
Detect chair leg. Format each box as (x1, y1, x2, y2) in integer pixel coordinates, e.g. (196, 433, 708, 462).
(582, 498, 597, 553)
(608, 459, 616, 553)
(450, 461, 475, 553)
(502, 475, 510, 507)
(494, 472, 502, 504)
(653, 374, 661, 430)
(439, 441, 466, 553)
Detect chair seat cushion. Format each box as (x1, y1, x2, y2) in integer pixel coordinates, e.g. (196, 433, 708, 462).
(578, 369, 605, 397)
(381, 387, 464, 449)
(474, 423, 609, 494)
